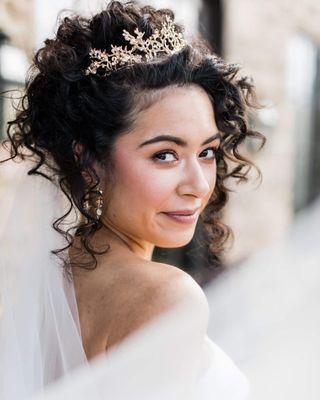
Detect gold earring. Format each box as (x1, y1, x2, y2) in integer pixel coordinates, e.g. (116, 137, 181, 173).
(95, 189, 103, 219)
(83, 188, 103, 220)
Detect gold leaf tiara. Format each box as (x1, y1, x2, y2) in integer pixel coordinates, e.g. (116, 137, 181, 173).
(84, 16, 187, 76)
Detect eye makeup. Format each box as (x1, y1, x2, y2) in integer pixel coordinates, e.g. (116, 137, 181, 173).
(151, 145, 220, 164)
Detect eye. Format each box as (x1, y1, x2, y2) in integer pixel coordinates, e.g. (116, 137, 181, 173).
(200, 147, 218, 160)
(152, 150, 177, 163)
(151, 146, 219, 164)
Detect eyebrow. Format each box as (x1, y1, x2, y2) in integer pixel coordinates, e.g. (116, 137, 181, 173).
(138, 132, 222, 148)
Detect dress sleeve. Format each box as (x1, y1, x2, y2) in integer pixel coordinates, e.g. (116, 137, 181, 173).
(194, 334, 251, 400)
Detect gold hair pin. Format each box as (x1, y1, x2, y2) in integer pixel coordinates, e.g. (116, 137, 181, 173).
(84, 16, 187, 76)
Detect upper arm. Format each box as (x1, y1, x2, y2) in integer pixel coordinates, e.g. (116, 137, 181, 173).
(106, 264, 209, 351)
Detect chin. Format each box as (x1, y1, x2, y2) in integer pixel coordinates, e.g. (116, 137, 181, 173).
(154, 232, 195, 249)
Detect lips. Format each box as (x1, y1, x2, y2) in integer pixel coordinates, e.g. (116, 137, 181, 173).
(164, 208, 200, 216)
(161, 209, 200, 224)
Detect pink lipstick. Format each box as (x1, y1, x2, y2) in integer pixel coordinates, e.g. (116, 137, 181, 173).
(162, 208, 200, 224)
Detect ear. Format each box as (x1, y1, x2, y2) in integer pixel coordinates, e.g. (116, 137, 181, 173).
(72, 141, 104, 186)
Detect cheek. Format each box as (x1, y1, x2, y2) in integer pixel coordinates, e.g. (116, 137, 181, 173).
(209, 163, 217, 190)
(203, 163, 217, 204)
(110, 155, 175, 211)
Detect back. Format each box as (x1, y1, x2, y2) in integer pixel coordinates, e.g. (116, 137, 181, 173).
(72, 257, 209, 360)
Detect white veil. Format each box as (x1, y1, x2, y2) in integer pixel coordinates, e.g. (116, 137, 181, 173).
(0, 155, 88, 399)
(0, 154, 250, 400)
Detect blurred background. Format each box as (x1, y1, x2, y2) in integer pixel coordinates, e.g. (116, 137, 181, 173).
(0, 0, 319, 399)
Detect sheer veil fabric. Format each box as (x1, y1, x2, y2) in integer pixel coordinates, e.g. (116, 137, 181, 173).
(0, 157, 88, 399)
(0, 156, 250, 400)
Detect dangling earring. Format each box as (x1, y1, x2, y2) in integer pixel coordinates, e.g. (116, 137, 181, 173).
(95, 188, 103, 219)
(83, 188, 104, 220)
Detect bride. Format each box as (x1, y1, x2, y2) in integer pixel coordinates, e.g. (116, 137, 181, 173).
(0, 1, 265, 399)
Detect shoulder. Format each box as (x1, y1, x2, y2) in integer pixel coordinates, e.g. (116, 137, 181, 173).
(142, 261, 208, 311)
(106, 260, 209, 350)
(117, 258, 207, 310)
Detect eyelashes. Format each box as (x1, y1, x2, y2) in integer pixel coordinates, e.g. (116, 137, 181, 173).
(152, 147, 219, 163)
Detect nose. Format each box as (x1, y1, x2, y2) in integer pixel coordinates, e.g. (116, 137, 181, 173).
(177, 158, 213, 199)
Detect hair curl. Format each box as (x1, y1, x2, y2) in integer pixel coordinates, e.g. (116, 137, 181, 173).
(1, 0, 266, 274)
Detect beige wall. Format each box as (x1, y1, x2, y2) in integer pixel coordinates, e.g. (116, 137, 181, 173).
(0, 0, 34, 55)
(222, 0, 320, 264)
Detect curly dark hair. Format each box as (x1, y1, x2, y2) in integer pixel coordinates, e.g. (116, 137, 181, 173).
(1, 0, 266, 274)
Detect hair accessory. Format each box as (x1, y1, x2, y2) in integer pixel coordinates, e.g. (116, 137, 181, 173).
(84, 16, 187, 76)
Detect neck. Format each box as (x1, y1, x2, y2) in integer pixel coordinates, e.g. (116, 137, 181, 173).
(69, 217, 155, 270)
(97, 223, 155, 262)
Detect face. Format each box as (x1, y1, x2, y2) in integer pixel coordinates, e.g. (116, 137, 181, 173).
(101, 84, 221, 250)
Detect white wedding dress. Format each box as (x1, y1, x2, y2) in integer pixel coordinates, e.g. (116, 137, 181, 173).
(31, 301, 251, 400)
(0, 155, 250, 400)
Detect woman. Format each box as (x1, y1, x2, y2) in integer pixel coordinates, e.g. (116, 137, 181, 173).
(0, 1, 265, 399)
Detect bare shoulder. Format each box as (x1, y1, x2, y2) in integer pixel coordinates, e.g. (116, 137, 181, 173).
(105, 260, 209, 351)
(142, 261, 208, 309)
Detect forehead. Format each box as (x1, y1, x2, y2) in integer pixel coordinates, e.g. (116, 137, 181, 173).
(124, 84, 218, 143)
